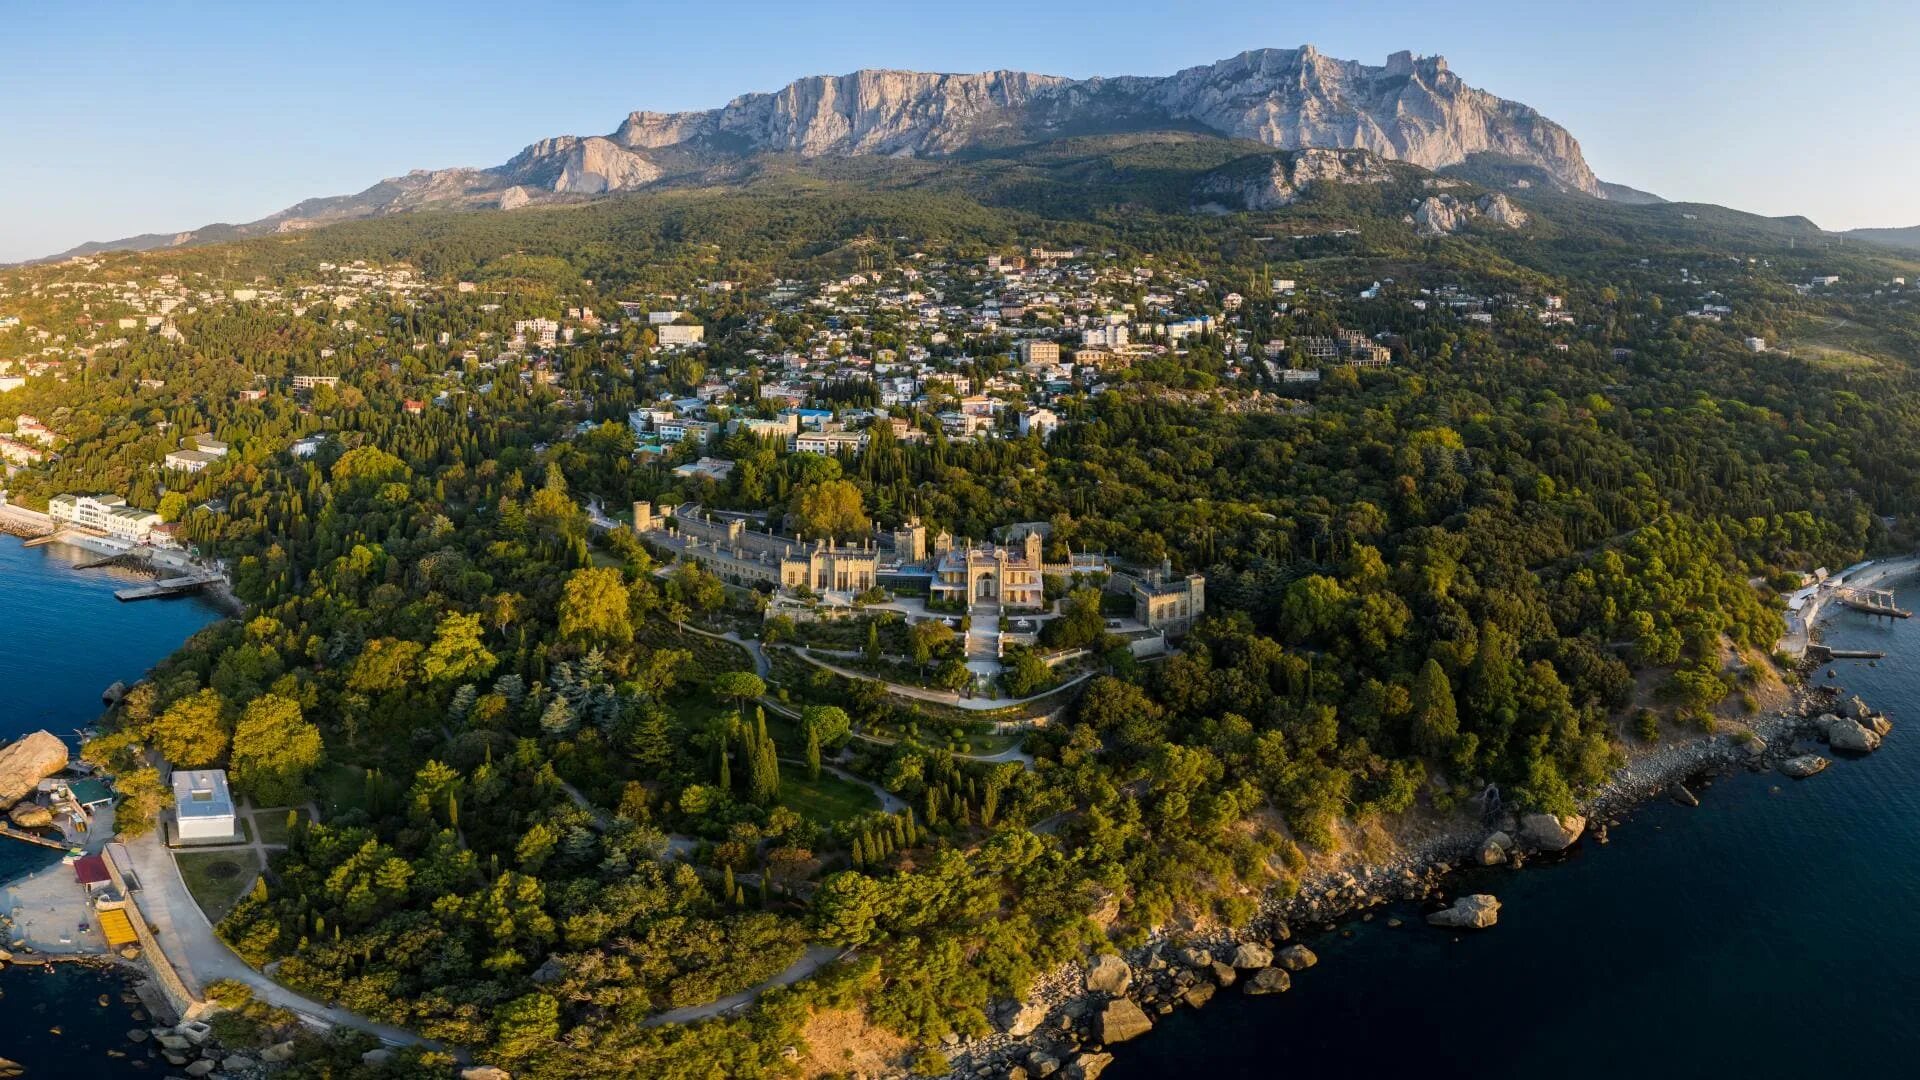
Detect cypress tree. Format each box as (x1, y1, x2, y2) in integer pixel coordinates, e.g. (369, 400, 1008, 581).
(805, 722, 822, 781)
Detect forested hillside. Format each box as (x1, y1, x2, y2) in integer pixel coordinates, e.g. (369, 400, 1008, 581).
(6, 148, 1920, 1077)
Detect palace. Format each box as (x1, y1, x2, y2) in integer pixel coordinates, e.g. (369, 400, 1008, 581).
(1121, 559, 1207, 632)
(634, 501, 879, 594)
(928, 527, 1046, 611)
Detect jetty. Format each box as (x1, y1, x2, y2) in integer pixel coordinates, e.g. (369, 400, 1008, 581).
(1807, 644, 1887, 662)
(1835, 586, 1911, 619)
(115, 572, 222, 602)
(0, 822, 75, 851)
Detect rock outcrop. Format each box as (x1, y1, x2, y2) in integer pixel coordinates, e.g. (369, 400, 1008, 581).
(1192, 148, 1397, 211)
(8, 803, 53, 829)
(1427, 894, 1501, 929)
(1084, 954, 1131, 996)
(1519, 812, 1586, 851)
(0, 731, 67, 810)
(54, 46, 1614, 261)
(1229, 942, 1273, 969)
(1476, 830, 1514, 866)
(1410, 192, 1530, 235)
(1818, 713, 1882, 753)
(1096, 998, 1153, 1044)
(1242, 966, 1292, 994)
(1002, 1000, 1048, 1037)
(1780, 754, 1830, 778)
(1275, 944, 1318, 971)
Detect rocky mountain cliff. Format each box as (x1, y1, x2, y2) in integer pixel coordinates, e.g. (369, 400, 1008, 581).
(40, 46, 1622, 261)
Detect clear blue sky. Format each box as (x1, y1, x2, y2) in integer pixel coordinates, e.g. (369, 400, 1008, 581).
(5, 0, 1917, 262)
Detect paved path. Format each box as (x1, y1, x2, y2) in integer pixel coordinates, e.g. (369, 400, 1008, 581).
(121, 828, 426, 1046)
(783, 758, 906, 813)
(846, 728, 1035, 766)
(679, 622, 771, 678)
(640, 945, 849, 1027)
(789, 648, 1095, 712)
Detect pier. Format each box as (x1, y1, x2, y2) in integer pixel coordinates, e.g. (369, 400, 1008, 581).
(1835, 586, 1911, 619)
(115, 572, 222, 602)
(0, 822, 76, 851)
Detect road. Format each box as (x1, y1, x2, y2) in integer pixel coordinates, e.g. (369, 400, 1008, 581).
(119, 828, 427, 1046)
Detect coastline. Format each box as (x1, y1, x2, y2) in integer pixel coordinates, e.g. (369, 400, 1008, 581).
(947, 556, 1917, 1079)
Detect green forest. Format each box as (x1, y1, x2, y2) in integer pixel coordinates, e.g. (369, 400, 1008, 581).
(6, 141, 1920, 1078)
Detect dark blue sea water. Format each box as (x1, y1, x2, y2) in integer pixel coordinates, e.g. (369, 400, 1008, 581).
(0, 535, 223, 1074)
(1111, 583, 1920, 1079)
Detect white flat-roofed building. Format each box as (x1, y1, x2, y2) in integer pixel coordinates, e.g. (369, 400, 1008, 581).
(172, 768, 237, 841)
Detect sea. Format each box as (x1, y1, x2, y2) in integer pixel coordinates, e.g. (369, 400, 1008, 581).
(1109, 583, 1920, 1078)
(0, 535, 224, 1074)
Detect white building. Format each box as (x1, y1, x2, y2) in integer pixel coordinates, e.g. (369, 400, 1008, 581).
(1018, 408, 1060, 441)
(657, 324, 705, 347)
(47, 494, 161, 542)
(171, 769, 237, 841)
(164, 449, 220, 473)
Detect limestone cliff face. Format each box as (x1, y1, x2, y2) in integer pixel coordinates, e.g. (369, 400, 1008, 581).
(1410, 192, 1531, 236)
(51, 47, 1610, 259)
(1147, 49, 1597, 194)
(1192, 148, 1399, 211)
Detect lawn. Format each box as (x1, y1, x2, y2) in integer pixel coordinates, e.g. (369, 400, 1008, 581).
(176, 849, 263, 922)
(777, 770, 880, 824)
(253, 808, 313, 846)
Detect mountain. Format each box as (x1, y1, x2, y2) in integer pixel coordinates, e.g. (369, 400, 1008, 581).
(39, 46, 1628, 262)
(1844, 225, 1920, 254)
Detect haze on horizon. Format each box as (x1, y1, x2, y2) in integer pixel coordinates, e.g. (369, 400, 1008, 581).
(4, 0, 1917, 264)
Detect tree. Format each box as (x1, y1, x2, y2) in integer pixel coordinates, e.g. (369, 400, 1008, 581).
(558, 567, 633, 647)
(230, 694, 324, 806)
(111, 767, 172, 837)
(147, 688, 230, 768)
(711, 671, 766, 708)
(493, 992, 561, 1064)
(789, 478, 869, 540)
(1409, 659, 1459, 760)
(805, 722, 822, 781)
(908, 620, 954, 666)
(423, 612, 497, 684)
(799, 704, 851, 747)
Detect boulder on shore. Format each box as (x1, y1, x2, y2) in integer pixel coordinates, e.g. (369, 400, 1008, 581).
(1427, 894, 1501, 930)
(1780, 754, 1830, 779)
(1476, 831, 1513, 866)
(1003, 1000, 1048, 1037)
(1065, 1051, 1115, 1080)
(7, 802, 52, 829)
(1084, 953, 1131, 996)
(1174, 945, 1212, 969)
(1275, 944, 1318, 971)
(1670, 783, 1700, 808)
(1229, 942, 1272, 969)
(1097, 998, 1153, 1044)
(1243, 967, 1292, 995)
(1821, 714, 1882, 753)
(1519, 813, 1586, 851)
(0, 731, 68, 810)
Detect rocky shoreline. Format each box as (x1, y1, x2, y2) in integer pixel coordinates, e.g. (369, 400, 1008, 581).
(943, 674, 1893, 1080)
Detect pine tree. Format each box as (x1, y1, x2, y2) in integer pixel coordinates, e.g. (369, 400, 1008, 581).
(722, 864, 736, 904)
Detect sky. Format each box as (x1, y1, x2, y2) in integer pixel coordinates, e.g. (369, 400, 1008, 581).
(4, 0, 1918, 262)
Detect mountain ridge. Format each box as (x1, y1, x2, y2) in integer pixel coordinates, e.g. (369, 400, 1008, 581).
(34, 46, 1645, 263)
